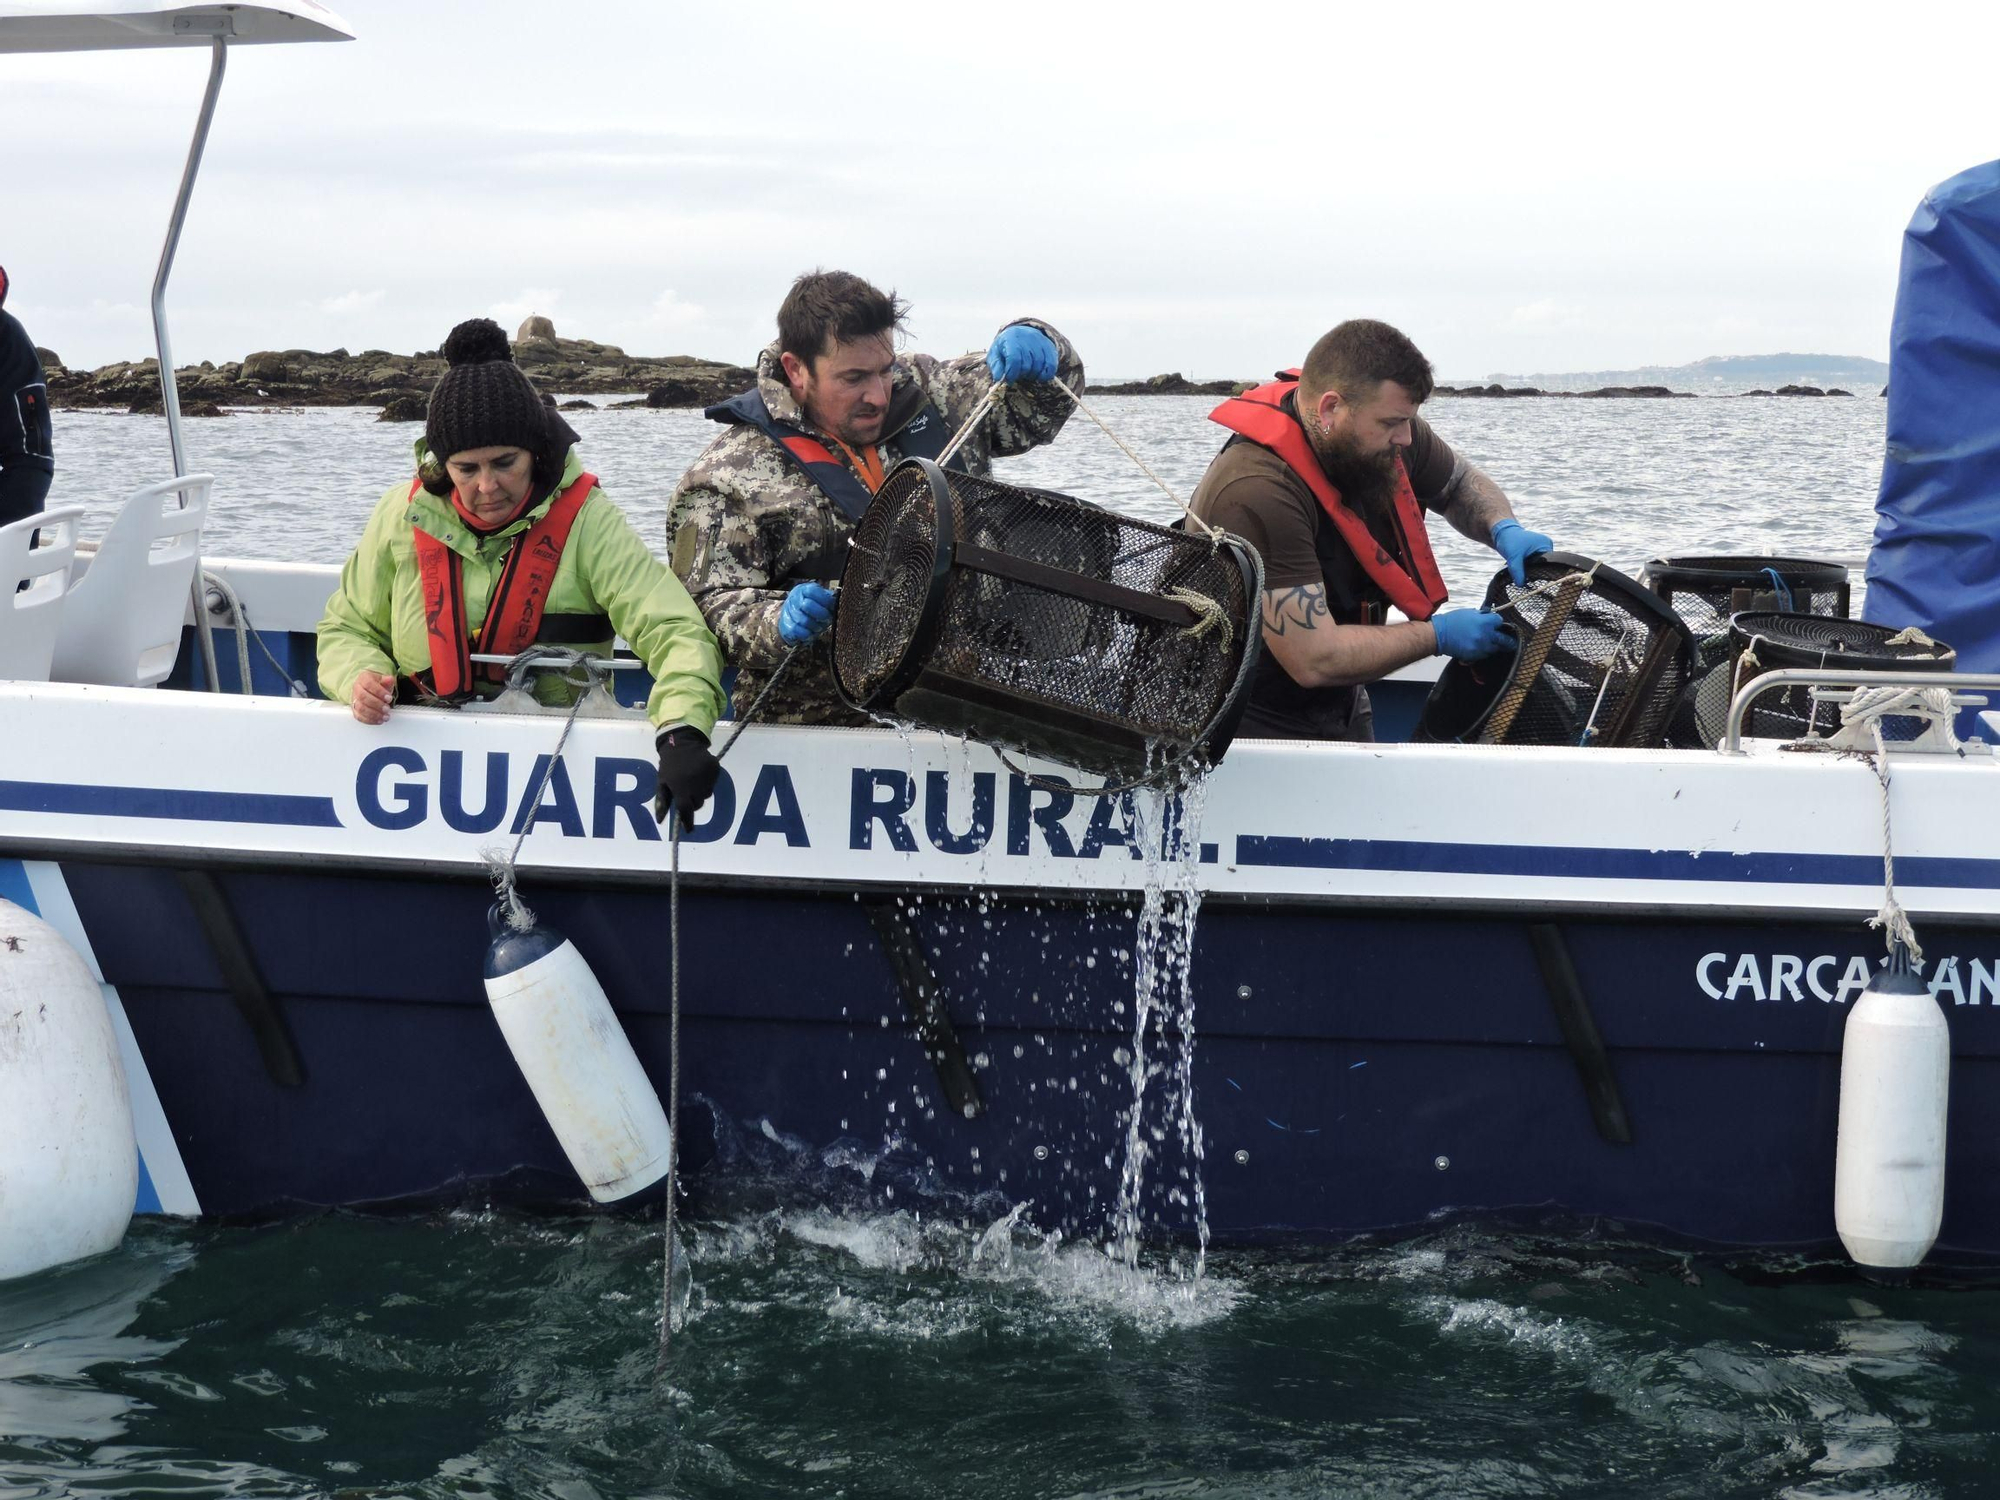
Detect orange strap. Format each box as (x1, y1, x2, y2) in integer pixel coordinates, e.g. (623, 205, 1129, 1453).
(409, 470, 597, 701)
(830, 438, 887, 495)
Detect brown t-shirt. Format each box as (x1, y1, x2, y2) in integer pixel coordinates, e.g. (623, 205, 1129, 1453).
(1188, 405, 1459, 741)
(1189, 412, 1458, 589)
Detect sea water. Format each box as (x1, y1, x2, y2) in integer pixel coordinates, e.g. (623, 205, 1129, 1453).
(47, 392, 1889, 596)
(8, 394, 1963, 1500)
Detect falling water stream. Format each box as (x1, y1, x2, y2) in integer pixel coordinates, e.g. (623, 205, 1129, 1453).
(1109, 770, 1215, 1277)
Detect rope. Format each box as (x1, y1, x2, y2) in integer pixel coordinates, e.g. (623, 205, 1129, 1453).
(200, 570, 311, 697)
(657, 811, 682, 1371)
(1837, 684, 1956, 963)
(937, 384, 999, 469)
(655, 637, 803, 1367)
(1882, 625, 1947, 658)
(1862, 717, 1922, 962)
(1577, 616, 1643, 747)
(1489, 561, 1599, 620)
(484, 683, 591, 931)
(1481, 569, 1591, 744)
(1052, 380, 1228, 546)
(1163, 585, 1231, 647)
(198, 570, 254, 696)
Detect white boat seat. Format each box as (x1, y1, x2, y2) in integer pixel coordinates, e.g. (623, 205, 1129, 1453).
(0, 506, 84, 683)
(51, 475, 212, 689)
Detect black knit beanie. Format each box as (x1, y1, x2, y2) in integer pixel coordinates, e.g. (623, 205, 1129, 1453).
(422, 319, 553, 488)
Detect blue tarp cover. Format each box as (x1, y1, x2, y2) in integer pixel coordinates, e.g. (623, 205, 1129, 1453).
(1866, 160, 2000, 704)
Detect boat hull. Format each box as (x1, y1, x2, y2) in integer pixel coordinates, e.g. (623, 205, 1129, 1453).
(14, 852, 2000, 1261)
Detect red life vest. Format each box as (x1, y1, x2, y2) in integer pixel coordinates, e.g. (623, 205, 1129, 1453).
(407, 470, 596, 701)
(1209, 375, 1450, 621)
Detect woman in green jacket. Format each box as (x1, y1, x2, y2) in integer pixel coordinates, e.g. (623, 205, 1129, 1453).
(317, 319, 727, 819)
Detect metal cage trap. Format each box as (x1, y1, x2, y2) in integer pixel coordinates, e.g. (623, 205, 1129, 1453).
(1722, 612, 1957, 746)
(1640, 554, 1852, 748)
(831, 457, 1264, 784)
(1416, 552, 1695, 749)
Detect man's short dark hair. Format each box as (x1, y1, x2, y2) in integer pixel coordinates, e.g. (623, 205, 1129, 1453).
(776, 270, 909, 367)
(1299, 319, 1434, 405)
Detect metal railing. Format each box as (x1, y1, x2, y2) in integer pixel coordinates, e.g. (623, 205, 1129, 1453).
(1721, 668, 2000, 754)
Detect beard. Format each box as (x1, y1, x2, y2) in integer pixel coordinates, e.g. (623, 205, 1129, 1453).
(1314, 427, 1402, 520)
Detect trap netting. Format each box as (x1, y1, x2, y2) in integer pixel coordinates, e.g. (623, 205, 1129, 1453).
(1416, 552, 1694, 748)
(1640, 555, 1852, 748)
(1721, 611, 1956, 744)
(832, 457, 1263, 782)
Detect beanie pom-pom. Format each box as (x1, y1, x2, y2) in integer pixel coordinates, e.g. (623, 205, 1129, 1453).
(441, 318, 512, 367)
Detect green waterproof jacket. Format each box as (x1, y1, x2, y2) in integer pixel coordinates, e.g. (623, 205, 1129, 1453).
(317, 443, 725, 735)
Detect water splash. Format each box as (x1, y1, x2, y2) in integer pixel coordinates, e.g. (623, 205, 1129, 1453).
(1109, 765, 1213, 1275)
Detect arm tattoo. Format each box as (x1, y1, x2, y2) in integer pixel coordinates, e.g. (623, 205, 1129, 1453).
(1263, 585, 1330, 637)
(1443, 463, 1514, 543)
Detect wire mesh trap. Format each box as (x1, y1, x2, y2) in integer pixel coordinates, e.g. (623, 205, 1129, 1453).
(1723, 612, 1956, 744)
(1641, 555, 1852, 747)
(831, 458, 1263, 783)
(1415, 552, 1694, 748)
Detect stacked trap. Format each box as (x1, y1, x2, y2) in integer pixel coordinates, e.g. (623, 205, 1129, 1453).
(1640, 555, 1853, 747)
(1723, 612, 1956, 743)
(1416, 552, 1694, 748)
(831, 458, 1263, 783)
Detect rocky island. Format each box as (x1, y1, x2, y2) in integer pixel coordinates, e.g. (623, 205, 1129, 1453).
(41, 316, 755, 418)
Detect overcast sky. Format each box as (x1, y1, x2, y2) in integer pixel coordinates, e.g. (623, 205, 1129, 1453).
(5, 0, 1998, 379)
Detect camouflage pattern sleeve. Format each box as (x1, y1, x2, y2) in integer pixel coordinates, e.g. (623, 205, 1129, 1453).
(665, 428, 792, 675)
(915, 318, 1084, 473)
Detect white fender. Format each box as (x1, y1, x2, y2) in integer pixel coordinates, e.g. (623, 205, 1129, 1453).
(0, 898, 138, 1279)
(483, 914, 672, 1204)
(1834, 955, 1950, 1270)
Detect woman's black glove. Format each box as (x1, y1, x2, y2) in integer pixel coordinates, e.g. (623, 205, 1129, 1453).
(654, 726, 721, 825)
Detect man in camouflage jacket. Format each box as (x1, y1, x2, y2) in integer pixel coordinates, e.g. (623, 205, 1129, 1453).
(667, 269, 1084, 725)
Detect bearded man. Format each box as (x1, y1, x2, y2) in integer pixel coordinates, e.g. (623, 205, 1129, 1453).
(1188, 318, 1551, 741)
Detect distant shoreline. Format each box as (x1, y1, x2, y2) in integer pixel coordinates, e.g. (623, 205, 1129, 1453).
(1083, 374, 1868, 400)
(37, 336, 1877, 417)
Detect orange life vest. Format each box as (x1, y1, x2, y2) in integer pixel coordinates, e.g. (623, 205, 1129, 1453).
(408, 470, 596, 701)
(1208, 375, 1450, 621)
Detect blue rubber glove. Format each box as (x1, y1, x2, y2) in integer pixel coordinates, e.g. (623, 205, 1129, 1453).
(1430, 608, 1514, 661)
(986, 324, 1059, 384)
(1490, 517, 1554, 586)
(778, 581, 837, 645)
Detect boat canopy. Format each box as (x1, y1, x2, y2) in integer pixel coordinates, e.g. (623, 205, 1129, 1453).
(1866, 159, 2000, 716)
(0, 1, 351, 51)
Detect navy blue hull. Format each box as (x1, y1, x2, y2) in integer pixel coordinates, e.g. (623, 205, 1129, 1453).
(59, 860, 2000, 1259)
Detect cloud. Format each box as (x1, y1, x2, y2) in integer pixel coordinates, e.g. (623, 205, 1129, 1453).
(313, 289, 385, 316)
(1508, 299, 1587, 329)
(644, 289, 705, 328)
